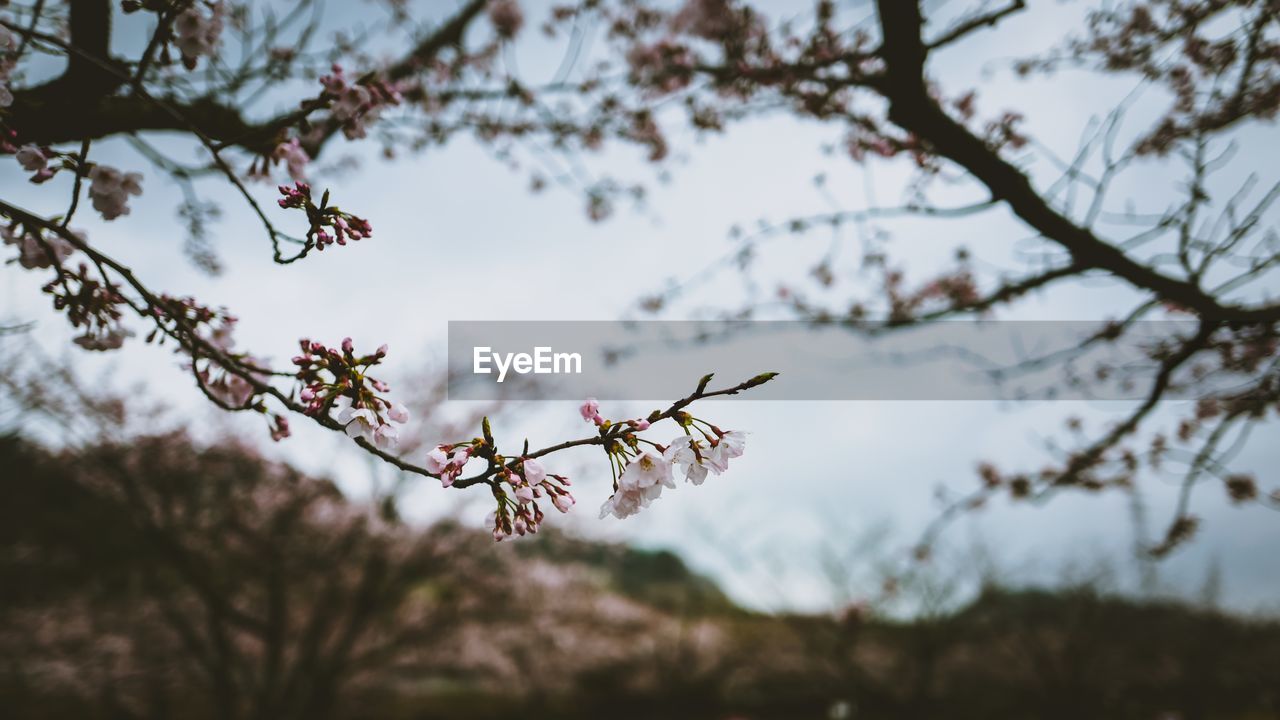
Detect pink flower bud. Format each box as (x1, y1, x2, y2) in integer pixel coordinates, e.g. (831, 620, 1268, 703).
(552, 493, 575, 513)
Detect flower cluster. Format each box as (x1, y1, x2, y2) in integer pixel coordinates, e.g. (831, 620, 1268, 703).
(3, 222, 76, 269)
(12, 144, 91, 185)
(172, 1, 226, 68)
(424, 443, 475, 488)
(487, 457, 575, 541)
(293, 337, 408, 449)
(143, 295, 291, 440)
(589, 398, 747, 520)
(423, 415, 579, 541)
(88, 165, 144, 221)
(43, 264, 132, 351)
(277, 182, 372, 251)
(318, 64, 402, 140)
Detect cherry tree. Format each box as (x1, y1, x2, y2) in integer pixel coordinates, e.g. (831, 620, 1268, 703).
(3, 0, 1278, 554)
(0, 0, 772, 539)
(591, 0, 1280, 556)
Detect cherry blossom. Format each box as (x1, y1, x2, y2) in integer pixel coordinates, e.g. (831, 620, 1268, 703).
(173, 1, 226, 68)
(619, 450, 675, 495)
(664, 435, 712, 485)
(15, 144, 46, 173)
(704, 429, 746, 471)
(423, 446, 451, 474)
(578, 390, 758, 524)
(425, 445, 472, 487)
(317, 64, 401, 141)
(269, 414, 291, 442)
(332, 395, 405, 449)
(292, 337, 407, 449)
(551, 492, 576, 513)
(44, 263, 131, 352)
(200, 355, 268, 409)
(580, 397, 603, 424)
(3, 224, 75, 269)
(0, 0, 794, 548)
(277, 182, 373, 251)
(488, 457, 575, 539)
(601, 451, 675, 519)
(599, 487, 646, 520)
(12, 144, 67, 184)
(71, 326, 133, 351)
(87, 165, 143, 221)
(272, 138, 310, 181)
(522, 457, 547, 485)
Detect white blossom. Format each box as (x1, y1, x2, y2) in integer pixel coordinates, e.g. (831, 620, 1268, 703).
(601, 451, 675, 519)
(522, 457, 547, 485)
(664, 435, 712, 485)
(599, 489, 646, 520)
(331, 396, 406, 449)
(386, 402, 410, 424)
(706, 430, 747, 471)
(424, 446, 450, 474)
(552, 493, 575, 513)
(424, 445, 470, 487)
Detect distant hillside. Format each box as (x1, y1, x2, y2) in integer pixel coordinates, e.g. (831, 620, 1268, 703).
(2, 433, 1279, 720)
(508, 527, 743, 617)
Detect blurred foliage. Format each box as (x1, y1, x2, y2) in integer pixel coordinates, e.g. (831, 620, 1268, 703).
(510, 530, 741, 618)
(1, 432, 1279, 720)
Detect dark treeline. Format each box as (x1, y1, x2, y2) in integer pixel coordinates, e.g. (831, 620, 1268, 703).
(2, 433, 1278, 720)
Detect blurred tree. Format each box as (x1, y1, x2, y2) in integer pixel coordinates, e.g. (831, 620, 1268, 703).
(0, 432, 510, 720)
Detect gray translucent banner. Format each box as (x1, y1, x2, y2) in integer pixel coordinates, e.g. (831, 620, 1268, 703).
(447, 320, 1212, 401)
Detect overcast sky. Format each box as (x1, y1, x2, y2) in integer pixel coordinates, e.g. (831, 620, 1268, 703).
(2, 0, 1277, 615)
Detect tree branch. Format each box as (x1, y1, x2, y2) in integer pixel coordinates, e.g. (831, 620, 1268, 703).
(873, 0, 1280, 325)
(4, 0, 487, 155)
